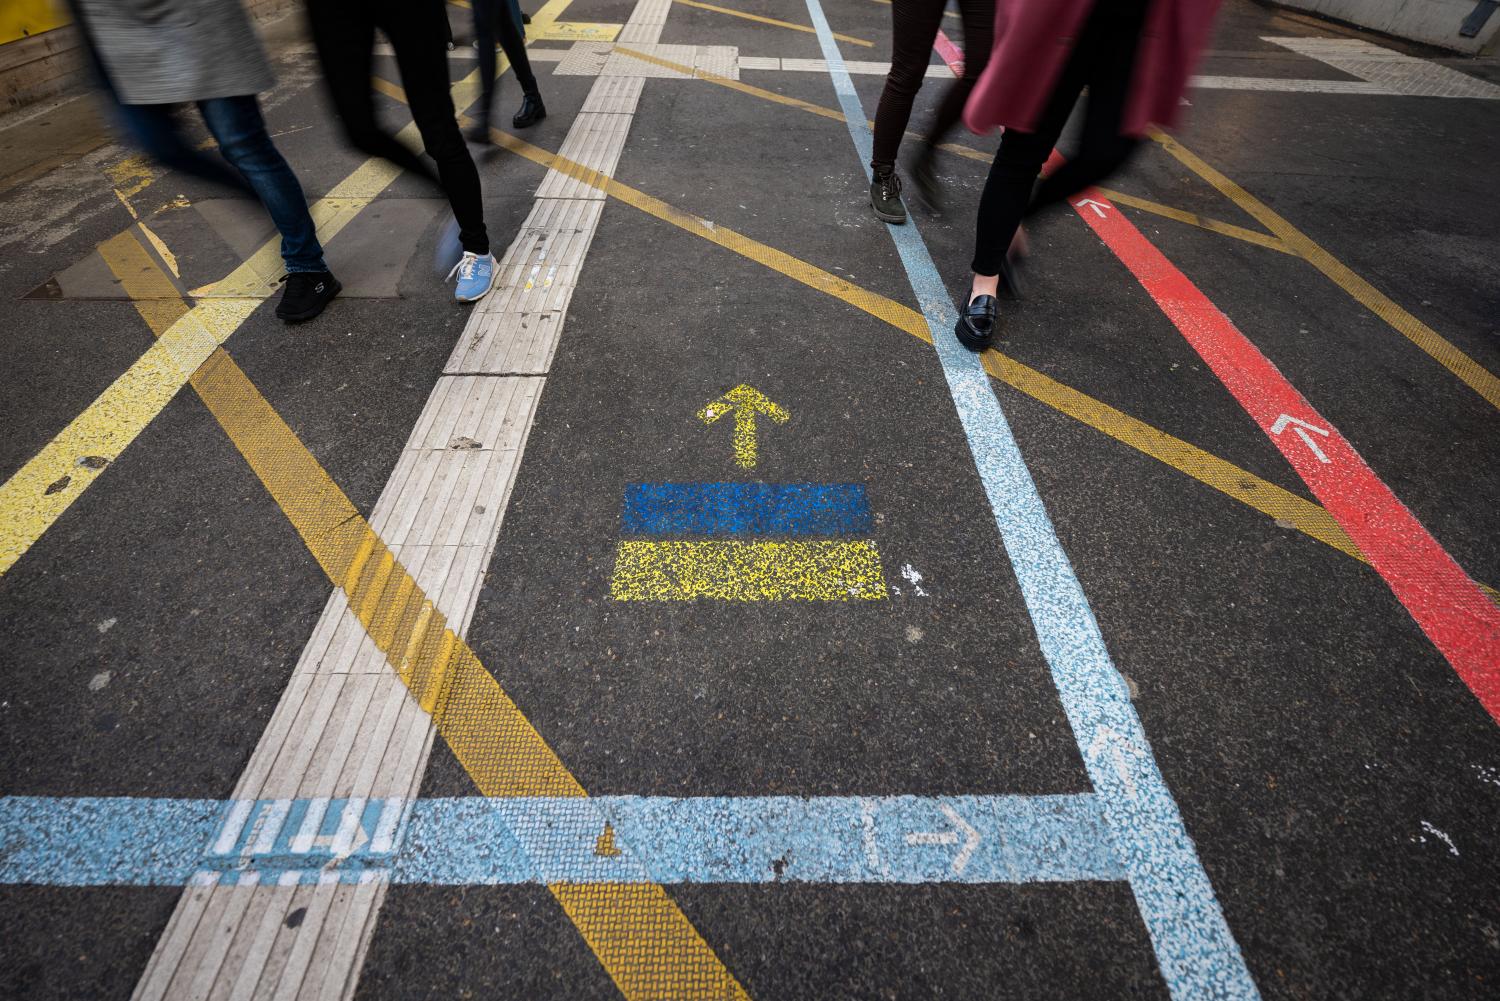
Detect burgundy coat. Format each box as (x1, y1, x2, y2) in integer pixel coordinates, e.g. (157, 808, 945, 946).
(963, 0, 1223, 137)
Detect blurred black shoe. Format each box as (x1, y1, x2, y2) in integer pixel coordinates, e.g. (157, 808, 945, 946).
(513, 92, 546, 128)
(465, 118, 492, 144)
(276, 271, 340, 323)
(910, 143, 940, 211)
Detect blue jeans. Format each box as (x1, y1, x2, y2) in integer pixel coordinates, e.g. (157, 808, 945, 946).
(113, 95, 328, 274)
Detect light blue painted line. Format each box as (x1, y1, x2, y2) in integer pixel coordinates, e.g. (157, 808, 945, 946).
(799, 3, 1260, 998)
(0, 794, 1119, 887)
(621, 482, 873, 536)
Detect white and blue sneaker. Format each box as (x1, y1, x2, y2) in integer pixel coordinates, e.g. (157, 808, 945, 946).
(447, 251, 497, 302)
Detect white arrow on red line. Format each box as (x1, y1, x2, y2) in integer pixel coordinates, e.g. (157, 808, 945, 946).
(904, 804, 981, 874)
(1075, 198, 1110, 218)
(1270, 413, 1332, 464)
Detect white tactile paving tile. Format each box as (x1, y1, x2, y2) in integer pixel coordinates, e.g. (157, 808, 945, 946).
(132, 2, 670, 998)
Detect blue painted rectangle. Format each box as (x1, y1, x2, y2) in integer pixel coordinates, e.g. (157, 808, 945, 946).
(621, 483, 872, 536)
(0, 793, 1122, 887)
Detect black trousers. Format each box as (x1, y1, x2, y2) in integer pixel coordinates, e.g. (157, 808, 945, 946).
(473, 0, 539, 126)
(305, 0, 489, 254)
(870, 0, 993, 169)
(970, 0, 1148, 275)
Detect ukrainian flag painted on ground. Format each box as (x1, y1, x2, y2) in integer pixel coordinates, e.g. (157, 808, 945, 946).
(610, 483, 888, 600)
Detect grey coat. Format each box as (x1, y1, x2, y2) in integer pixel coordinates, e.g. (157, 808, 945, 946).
(74, 0, 274, 105)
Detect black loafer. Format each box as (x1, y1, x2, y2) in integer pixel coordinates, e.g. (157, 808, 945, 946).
(512, 92, 546, 129)
(954, 294, 998, 351)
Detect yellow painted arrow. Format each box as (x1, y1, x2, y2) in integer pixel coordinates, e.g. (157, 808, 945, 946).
(697, 384, 789, 469)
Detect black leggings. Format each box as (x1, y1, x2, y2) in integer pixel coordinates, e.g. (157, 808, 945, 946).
(971, 0, 1149, 275)
(305, 0, 489, 254)
(473, 0, 539, 125)
(871, 0, 993, 169)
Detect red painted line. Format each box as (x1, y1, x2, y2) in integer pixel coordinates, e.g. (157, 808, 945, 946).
(1068, 189, 1500, 722)
(933, 29, 963, 78)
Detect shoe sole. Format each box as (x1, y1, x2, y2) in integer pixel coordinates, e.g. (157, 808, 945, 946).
(278, 279, 343, 324)
(456, 282, 496, 303)
(872, 206, 907, 224)
(953, 316, 994, 352)
(512, 114, 546, 128)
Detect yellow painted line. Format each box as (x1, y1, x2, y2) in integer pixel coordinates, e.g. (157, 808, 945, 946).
(0, 165, 393, 576)
(1093, 189, 1293, 254)
(616, 46, 1290, 255)
(470, 118, 1500, 606)
(612, 540, 888, 600)
(673, 0, 874, 47)
(865, 0, 959, 18)
(1150, 128, 1500, 411)
(99, 205, 752, 1001)
(537, 21, 622, 40)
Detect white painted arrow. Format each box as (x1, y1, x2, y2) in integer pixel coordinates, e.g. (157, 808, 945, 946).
(904, 804, 981, 874)
(1088, 727, 1140, 801)
(1270, 413, 1332, 464)
(1075, 198, 1110, 218)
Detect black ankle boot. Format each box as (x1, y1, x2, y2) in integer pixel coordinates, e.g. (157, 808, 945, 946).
(513, 92, 546, 128)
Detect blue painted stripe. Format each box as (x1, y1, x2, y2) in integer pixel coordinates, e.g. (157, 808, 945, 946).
(621, 482, 872, 536)
(0, 794, 1119, 887)
(798, 4, 1261, 998)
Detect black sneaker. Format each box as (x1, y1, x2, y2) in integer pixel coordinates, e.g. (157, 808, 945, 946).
(465, 118, 492, 144)
(275, 271, 341, 324)
(512, 92, 546, 129)
(870, 165, 907, 224)
(910, 143, 940, 211)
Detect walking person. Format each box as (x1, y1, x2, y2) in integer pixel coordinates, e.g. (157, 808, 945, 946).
(465, 0, 547, 144)
(72, 0, 341, 323)
(868, 0, 994, 224)
(303, 0, 497, 302)
(953, 0, 1222, 350)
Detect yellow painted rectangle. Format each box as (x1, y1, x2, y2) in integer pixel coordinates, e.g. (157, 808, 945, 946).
(611, 540, 887, 601)
(538, 21, 621, 40)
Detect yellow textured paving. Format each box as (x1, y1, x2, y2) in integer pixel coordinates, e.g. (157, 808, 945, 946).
(88, 27, 752, 996)
(612, 540, 889, 600)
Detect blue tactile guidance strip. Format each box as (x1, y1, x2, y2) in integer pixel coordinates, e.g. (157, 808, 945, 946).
(620, 483, 873, 536)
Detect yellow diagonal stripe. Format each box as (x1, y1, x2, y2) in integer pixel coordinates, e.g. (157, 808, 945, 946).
(612, 540, 889, 600)
(473, 120, 1499, 606)
(98, 59, 753, 1001)
(1150, 128, 1500, 411)
(673, 0, 873, 46)
(0, 163, 400, 577)
(615, 45, 1290, 254)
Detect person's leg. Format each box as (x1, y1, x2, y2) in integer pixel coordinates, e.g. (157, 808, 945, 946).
(498, 0, 545, 126)
(113, 101, 252, 192)
(920, 0, 993, 149)
(198, 96, 327, 273)
(870, 0, 945, 169)
(470, 0, 500, 129)
(909, 0, 993, 207)
(1027, 0, 1150, 214)
(305, 0, 441, 185)
(381, 0, 489, 256)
